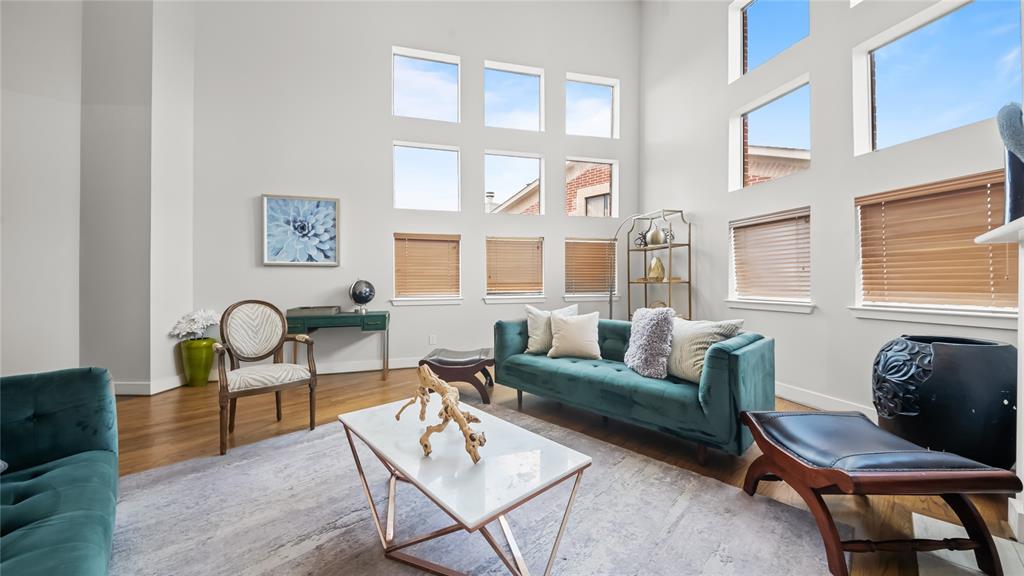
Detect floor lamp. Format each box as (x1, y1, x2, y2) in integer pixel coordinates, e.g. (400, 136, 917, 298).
(609, 213, 644, 319)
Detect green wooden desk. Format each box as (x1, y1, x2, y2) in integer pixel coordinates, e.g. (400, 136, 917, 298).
(286, 307, 390, 380)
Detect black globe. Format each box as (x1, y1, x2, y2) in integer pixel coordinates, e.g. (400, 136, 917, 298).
(350, 280, 375, 306)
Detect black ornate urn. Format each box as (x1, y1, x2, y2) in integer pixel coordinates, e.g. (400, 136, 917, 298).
(872, 335, 1017, 469)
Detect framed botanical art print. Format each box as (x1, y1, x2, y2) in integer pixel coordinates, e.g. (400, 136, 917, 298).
(262, 194, 339, 266)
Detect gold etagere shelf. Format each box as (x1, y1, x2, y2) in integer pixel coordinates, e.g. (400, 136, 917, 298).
(624, 209, 692, 320)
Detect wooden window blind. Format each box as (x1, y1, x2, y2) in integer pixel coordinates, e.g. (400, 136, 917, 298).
(856, 170, 1017, 309)
(486, 237, 544, 295)
(394, 233, 461, 298)
(565, 239, 616, 294)
(731, 208, 811, 300)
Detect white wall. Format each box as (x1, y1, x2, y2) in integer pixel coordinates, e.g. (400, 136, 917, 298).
(640, 0, 1017, 413)
(1, 1, 83, 375)
(192, 1, 640, 373)
(149, 2, 196, 394)
(80, 0, 153, 384)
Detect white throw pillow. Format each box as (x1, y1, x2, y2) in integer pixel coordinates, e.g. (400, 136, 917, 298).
(667, 318, 744, 382)
(548, 312, 601, 359)
(525, 304, 578, 354)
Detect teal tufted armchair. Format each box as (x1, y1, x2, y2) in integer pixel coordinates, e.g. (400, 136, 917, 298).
(1, 367, 119, 576)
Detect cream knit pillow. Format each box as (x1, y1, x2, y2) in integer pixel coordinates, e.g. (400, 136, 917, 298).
(524, 304, 578, 354)
(667, 318, 744, 382)
(548, 312, 601, 359)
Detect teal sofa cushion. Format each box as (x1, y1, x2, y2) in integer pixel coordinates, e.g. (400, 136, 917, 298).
(1, 368, 118, 576)
(1, 368, 118, 472)
(1, 451, 118, 576)
(502, 355, 710, 432)
(495, 319, 775, 455)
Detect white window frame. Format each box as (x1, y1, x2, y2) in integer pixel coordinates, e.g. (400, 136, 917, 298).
(851, 0, 971, 156)
(727, 0, 753, 83)
(392, 141, 461, 212)
(482, 235, 547, 304)
(728, 0, 810, 83)
(484, 60, 545, 132)
(726, 207, 816, 314)
(483, 149, 545, 215)
(565, 156, 619, 218)
(390, 233, 464, 306)
(391, 46, 461, 124)
(565, 72, 620, 139)
(728, 73, 811, 192)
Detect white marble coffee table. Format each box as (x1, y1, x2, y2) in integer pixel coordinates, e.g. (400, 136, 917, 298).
(339, 398, 591, 576)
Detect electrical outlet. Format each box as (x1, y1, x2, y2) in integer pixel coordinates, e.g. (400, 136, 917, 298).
(429, 334, 438, 345)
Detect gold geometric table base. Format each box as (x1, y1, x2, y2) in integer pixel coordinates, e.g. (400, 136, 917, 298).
(344, 425, 585, 576)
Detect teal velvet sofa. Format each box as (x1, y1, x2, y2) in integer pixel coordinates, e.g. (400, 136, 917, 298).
(494, 319, 775, 456)
(1, 367, 119, 576)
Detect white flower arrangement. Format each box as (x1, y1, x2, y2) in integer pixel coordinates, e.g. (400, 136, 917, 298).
(170, 309, 220, 341)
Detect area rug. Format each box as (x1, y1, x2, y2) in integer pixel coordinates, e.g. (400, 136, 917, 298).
(111, 401, 844, 575)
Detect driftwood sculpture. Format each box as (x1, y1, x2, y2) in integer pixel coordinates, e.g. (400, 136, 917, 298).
(395, 365, 487, 464)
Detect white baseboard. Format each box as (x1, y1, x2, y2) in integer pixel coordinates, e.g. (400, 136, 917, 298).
(316, 357, 421, 375)
(775, 381, 877, 422)
(115, 375, 184, 396)
(1010, 498, 1024, 541)
(114, 381, 153, 396)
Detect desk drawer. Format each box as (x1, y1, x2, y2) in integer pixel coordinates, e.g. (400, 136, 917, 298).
(308, 316, 361, 328)
(362, 316, 388, 330)
(287, 320, 307, 333)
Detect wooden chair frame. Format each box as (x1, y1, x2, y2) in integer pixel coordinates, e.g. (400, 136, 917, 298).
(741, 411, 1022, 576)
(214, 299, 317, 455)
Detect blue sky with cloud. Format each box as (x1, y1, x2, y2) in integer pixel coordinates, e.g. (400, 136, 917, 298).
(873, 0, 1021, 149)
(565, 81, 613, 137)
(747, 0, 1021, 151)
(393, 145, 459, 211)
(485, 68, 540, 131)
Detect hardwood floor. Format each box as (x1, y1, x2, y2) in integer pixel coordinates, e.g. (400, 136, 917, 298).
(116, 368, 1014, 575)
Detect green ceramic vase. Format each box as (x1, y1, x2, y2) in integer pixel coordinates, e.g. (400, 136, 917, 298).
(180, 338, 215, 387)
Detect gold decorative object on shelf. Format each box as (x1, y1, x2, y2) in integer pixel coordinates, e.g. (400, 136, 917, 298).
(645, 225, 665, 246)
(395, 365, 487, 464)
(648, 256, 666, 282)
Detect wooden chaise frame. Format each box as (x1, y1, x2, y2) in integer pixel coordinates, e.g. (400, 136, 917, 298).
(742, 411, 1022, 576)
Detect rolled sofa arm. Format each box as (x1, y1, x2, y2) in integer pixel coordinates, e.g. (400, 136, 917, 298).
(697, 333, 775, 453)
(0, 367, 118, 472)
(494, 320, 529, 379)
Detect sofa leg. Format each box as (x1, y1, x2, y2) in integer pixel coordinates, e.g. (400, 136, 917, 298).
(696, 444, 709, 466)
(517, 389, 523, 410)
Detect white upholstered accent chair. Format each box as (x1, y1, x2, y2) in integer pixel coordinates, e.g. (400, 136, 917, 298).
(213, 300, 317, 455)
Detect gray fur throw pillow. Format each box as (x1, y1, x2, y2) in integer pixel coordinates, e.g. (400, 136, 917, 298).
(624, 307, 676, 379)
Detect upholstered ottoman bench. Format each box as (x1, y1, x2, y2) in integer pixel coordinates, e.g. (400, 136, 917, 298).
(742, 411, 1022, 576)
(419, 348, 494, 404)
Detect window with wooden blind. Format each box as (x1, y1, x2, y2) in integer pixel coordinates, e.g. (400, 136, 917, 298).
(393, 233, 461, 298)
(856, 170, 1017, 309)
(564, 239, 616, 295)
(730, 208, 811, 300)
(486, 237, 544, 295)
